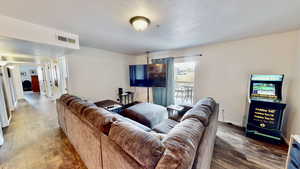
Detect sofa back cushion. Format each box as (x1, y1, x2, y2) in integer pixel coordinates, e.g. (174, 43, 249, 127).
(181, 97, 216, 126)
(196, 97, 216, 112)
(59, 94, 71, 102)
(63, 96, 81, 106)
(155, 118, 205, 169)
(69, 100, 96, 116)
(83, 108, 117, 133)
(109, 121, 165, 169)
(181, 107, 210, 126)
(62, 95, 119, 136)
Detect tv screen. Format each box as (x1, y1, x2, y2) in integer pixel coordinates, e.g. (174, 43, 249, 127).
(129, 64, 167, 87)
(252, 83, 276, 98)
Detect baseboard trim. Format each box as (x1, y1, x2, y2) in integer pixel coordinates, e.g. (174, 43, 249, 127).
(283, 136, 289, 145)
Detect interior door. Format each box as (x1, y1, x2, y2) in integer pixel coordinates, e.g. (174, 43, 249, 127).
(31, 75, 40, 92)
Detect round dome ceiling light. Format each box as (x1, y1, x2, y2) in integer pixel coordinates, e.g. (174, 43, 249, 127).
(130, 16, 151, 32)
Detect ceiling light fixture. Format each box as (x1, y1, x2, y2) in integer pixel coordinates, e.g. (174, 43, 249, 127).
(130, 16, 151, 32)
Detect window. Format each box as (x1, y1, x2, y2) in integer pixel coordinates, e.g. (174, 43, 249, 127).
(174, 61, 195, 105)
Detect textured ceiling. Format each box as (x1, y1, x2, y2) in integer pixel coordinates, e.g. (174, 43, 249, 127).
(0, 0, 300, 55)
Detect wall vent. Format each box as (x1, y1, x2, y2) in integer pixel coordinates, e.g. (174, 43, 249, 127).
(57, 35, 76, 44)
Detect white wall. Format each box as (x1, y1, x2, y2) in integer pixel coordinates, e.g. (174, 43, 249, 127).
(0, 14, 79, 49)
(20, 65, 38, 81)
(0, 75, 9, 127)
(66, 47, 133, 102)
(135, 31, 298, 128)
(1, 66, 16, 111)
(285, 30, 300, 140)
(193, 31, 297, 127)
(10, 65, 24, 100)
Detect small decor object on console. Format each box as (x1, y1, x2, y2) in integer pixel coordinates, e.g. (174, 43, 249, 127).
(118, 88, 135, 105)
(285, 135, 300, 169)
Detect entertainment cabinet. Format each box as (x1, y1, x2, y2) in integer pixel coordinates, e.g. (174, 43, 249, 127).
(246, 74, 286, 144)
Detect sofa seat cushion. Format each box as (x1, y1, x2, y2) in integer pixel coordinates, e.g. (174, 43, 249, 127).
(156, 118, 205, 169)
(109, 121, 165, 169)
(152, 119, 178, 134)
(121, 103, 168, 128)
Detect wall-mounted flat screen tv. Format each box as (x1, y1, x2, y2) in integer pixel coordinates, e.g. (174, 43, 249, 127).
(129, 64, 167, 87)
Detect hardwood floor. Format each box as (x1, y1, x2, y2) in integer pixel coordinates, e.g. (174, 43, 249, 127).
(0, 93, 288, 169)
(0, 93, 87, 169)
(211, 123, 288, 169)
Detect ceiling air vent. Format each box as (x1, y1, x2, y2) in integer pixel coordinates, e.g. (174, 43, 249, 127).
(57, 35, 76, 44)
(0, 56, 7, 61)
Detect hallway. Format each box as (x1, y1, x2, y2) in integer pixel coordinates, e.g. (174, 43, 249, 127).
(0, 93, 288, 169)
(0, 93, 86, 169)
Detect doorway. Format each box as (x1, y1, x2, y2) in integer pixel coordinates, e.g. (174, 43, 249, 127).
(20, 65, 40, 95)
(174, 61, 195, 105)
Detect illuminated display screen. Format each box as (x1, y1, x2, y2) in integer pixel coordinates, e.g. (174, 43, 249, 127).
(252, 83, 276, 99)
(251, 74, 283, 81)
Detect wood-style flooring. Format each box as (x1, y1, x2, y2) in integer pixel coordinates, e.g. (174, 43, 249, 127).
(211, 123, 288, 169)
(0, 93, 288, 169)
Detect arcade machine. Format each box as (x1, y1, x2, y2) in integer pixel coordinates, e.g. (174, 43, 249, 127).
(246, 74, 286, 144)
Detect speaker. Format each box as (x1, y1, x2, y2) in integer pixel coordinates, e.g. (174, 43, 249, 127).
(118, 88, 123, 95)
(7, 68, 11, 78)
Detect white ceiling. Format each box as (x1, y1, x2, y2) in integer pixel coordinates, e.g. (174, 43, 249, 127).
(0, 36, 65, 64)
(0, 0, 300, 55)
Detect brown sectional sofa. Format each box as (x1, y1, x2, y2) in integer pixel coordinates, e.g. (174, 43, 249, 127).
(56, 94, 219, 169)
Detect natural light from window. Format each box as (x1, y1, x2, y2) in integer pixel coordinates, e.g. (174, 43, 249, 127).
(174, 61, 195, 105)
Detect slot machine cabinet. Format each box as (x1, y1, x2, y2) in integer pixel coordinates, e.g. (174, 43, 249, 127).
(246, 74, 286, 144)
